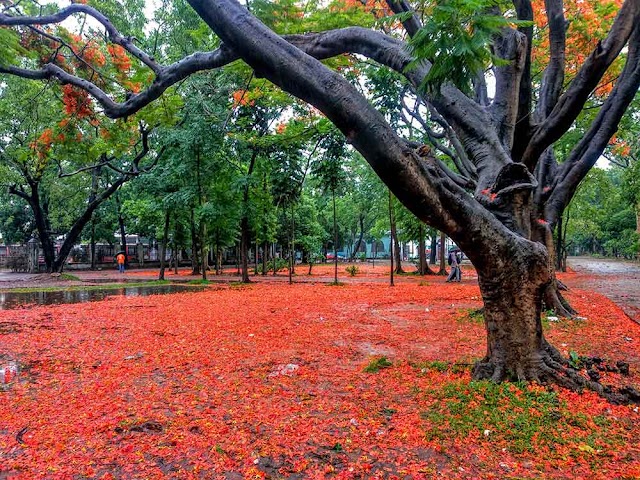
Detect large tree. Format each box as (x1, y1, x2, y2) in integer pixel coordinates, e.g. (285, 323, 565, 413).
(2, 0, 639, 400)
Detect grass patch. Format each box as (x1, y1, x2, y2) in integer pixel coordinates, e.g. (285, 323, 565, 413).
(59, 273, 81, 281)
(327, 281, 345, 287)
(0, 280, 171, 294)
(457, 308, 484, 324)
(364, 356, 393, 373)
(189, 279, 212, 285)
(420, 381, 616, 455)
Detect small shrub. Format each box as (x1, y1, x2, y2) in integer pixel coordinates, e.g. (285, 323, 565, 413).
(364, 356, 392, 373)
(345, 265, 359, 276)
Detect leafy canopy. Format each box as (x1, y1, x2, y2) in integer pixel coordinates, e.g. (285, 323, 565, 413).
(408, 0, 530, 93)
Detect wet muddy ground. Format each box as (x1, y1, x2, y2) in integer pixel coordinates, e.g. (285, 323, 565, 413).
(0, 285, 205, 310)
(566, 256, 640, 324)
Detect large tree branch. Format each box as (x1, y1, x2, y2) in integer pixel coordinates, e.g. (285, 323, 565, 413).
(490, 28, 527, 150)
(545, 24, 640, 225)
(534, 0, 567, 121)
(185, 0, 521, 270)
(384, 0, 422, 37)
(0, 4, 161, 73)
(522, 0, 640, 168)
(0, 46, 237, 117)
(1, 4, 508, 198)
(511, 0, 534, 161)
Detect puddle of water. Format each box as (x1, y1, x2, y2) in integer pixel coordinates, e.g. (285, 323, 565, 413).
(0, 285, 204, 310)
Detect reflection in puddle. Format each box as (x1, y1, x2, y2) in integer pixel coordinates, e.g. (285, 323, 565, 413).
(0, 285, 204, 310)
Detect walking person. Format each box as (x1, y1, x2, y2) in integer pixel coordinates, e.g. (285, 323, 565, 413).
(116, 251, 126, 273)
(446, 247, 461, 282)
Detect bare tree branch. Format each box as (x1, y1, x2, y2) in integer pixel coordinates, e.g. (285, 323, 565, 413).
(0, 4, 161, 73)
(490, 28, 527, 150)
(534, 0, 567, 120)
(545, 24, 640, 225)
(522, 0, 640, 168)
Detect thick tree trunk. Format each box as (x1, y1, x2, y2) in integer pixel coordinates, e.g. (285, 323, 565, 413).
(473, 247, 552, 381)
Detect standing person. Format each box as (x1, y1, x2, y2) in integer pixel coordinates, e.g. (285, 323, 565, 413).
(116, 251, 126, 273)
(446, 247, 460, 283)
(455, 249, 462, 282)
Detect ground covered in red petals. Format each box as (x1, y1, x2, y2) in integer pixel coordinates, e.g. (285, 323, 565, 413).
(1, 278, 639, 479)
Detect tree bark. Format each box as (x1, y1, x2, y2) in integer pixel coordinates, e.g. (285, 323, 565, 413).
(331, 188, 338, 283)
(116, 192, 128, 270)
(159, 210, 170, 281)
(438, 231, 447, 276)
(388, 189, 395, 287)
(429, 233, 437, 265)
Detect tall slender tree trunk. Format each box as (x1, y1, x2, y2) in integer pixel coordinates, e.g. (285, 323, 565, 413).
(332, 187, 338, 284)
(418, 224, 434, 275)
(200, 224, 208, 281)
(388, 189, 394, 287)
(262, 240, 268, 275)
(116, 193, 128, 270)
(240, 150, 258, 283)
(159, 210, 170, 281)
(290, 202, 296, 276)
(388, 194, 403, 274)
(351, 215, 365, 260)
(438, 231, 447, 276)
(430, 234, 437, 265)
(190, 208, 201, 275)
(90, 219, 97, 270)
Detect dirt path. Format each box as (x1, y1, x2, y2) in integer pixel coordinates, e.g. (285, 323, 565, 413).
(566, 256, 640, 323)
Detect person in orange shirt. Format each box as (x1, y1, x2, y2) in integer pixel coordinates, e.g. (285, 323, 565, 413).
(116, 252, 126, 273)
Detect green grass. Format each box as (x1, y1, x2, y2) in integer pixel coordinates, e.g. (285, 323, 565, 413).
(0, 280, 171, 294)
(457, 308, 485, 324)
(363, 356, 393, 373)
(59, 273, 81, 281)
(419, 381, 616, 455)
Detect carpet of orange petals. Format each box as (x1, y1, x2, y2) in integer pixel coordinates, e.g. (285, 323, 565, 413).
(1, 276, 639, 479)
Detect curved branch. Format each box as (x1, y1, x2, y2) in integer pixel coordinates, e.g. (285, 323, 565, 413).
(384, 0, 422, 37)
(534, 0, 567, 120)
(511, 0, 534, 162)
(522, 0, 640, 168)
(545, 24, 640, 225)
(0, 46, 238, 117)
(490, 28, 527, 150)
(0, 4, 161, 73)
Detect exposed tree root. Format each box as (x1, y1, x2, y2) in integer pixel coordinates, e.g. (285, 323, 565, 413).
(472, 345, 640, 405)
(543, 283, 577, 317)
